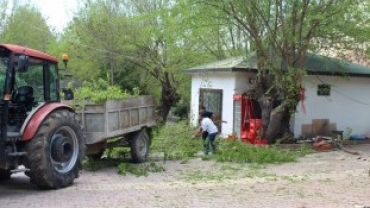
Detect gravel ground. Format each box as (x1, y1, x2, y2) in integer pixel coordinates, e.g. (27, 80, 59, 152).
(0, 144, 369, 208)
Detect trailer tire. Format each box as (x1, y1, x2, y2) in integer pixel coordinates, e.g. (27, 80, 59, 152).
(0, 169, 11, 181)
(131, 130, 150, 163)
(25, 110, 85, 189)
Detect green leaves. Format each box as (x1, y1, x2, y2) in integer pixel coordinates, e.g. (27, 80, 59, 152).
(73, 77, 139, 104)
(214, 140, 298, 164)
(0, 5, 56, 52)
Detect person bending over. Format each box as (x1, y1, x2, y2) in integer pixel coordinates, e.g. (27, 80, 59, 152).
(199, 112, 218, 155)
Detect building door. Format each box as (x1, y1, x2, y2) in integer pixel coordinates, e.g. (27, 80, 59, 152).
(199, 88, 223, 132)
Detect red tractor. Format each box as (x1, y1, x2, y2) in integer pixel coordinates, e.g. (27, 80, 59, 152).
(0, 44, 85, 189)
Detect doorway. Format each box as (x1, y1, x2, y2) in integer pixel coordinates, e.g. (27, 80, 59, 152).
(199, 88, 223, 132)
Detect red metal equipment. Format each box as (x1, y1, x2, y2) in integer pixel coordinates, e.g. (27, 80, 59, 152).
(233, 94, 267, 145)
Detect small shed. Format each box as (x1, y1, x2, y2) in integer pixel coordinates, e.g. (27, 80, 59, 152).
(183, 53, 370, 139)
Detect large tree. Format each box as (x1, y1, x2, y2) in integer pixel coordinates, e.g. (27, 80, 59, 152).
(0, 5, 56, 52)
(189, 0, 369, 143)
(0, 1, 8, 34)
(63, 0, 215, 123)
(61, 0, 137, 83)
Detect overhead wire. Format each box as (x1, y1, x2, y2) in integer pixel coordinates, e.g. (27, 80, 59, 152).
(314, 74, 370, 106)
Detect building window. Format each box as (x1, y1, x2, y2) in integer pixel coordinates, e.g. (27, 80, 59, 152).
(317, 84, 331, 96)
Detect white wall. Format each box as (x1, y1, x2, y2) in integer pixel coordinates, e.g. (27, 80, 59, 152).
(190, 72, 251, 137)
(234, 72, 251, 94)
(293, 75, 370, 137)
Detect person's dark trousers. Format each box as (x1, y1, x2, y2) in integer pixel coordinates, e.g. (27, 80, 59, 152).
(202, 131, 208, 149)
(204, 132, 217, 155)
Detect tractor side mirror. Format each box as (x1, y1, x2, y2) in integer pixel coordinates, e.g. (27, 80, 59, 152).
(17, 55, 29, 72)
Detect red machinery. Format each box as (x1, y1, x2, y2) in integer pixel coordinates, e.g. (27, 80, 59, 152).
(233, 94, 267, 145)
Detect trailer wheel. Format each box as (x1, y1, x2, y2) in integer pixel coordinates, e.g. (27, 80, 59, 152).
(130, 130, 150, 163)
(25, 110, 85, 189)
(0, 169, 11, 181)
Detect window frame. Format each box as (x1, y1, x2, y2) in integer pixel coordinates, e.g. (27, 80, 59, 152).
(317, 84, 331, 96)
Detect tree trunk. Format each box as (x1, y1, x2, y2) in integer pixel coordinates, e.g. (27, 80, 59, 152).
(250, 75, 295, 144)
(264, 101, 289, 144)
(158, 72, 181, 123)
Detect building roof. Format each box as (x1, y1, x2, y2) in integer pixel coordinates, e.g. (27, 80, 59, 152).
(183, 53, 370, 77)
(183, 53, 257, 73)
(304, 54, 370, 77)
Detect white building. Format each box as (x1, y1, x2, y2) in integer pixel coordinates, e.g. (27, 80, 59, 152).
(183, 54, 370, 139)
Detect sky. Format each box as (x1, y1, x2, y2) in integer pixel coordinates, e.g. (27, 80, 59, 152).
(28, 0, 79, 32)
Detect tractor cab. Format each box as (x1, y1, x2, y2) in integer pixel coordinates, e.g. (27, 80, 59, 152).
(0, 44, 59, 138)
(0, 44, 62, 173)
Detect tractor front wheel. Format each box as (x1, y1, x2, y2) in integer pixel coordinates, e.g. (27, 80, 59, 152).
(25, 110, 85, 189)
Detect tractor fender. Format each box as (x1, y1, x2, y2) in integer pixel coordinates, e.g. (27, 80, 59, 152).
(21, 103, 75, 141)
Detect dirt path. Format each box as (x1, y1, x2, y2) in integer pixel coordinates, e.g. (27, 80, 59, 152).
(0, 145, 369, 208)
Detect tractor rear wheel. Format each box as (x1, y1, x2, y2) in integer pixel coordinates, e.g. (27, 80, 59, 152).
(25, 110, 85, 189)
(0, 169, 11, 181)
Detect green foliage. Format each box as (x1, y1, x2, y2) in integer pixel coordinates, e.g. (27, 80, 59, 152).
(0, 5, 56, 52)
(73, 77, 139, 104)
(61, 0, 216, 118)
(151, 121, 202, 160)
(105, 147, 130, 159)
(277, 67, 307, 114)
(83, 146, 165, 177)
(172, 99, 190, 119)
(66, 81, 74, 90)
(151, 122, 311, 164)
(212, 140, 299, 164)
